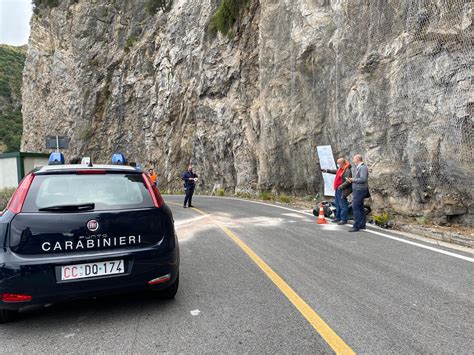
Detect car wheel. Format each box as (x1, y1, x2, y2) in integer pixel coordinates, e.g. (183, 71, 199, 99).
(155, 274, 179, 299)
(0, 309, 19, 324)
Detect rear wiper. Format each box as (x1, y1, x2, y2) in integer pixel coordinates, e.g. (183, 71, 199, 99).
(39, 203, 95, 212)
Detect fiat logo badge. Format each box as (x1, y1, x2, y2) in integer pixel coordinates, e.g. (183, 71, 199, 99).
(87, 220, 99, 232)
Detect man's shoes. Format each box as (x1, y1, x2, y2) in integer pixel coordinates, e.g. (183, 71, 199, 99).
(338, 221, 347, 225)
(188, 205, 194, 208)
(183, 206, 187, 208)
(348, 228, 360, 232)
(332, 219, 341, 223)
(360, 226, 366, 230)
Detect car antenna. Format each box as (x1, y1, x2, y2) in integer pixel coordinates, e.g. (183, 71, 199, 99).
(88, 155, 93, 167)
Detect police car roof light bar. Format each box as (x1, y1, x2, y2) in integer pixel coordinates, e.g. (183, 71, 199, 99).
(48, 152, 65, 165)
(112, 153, 126, 165)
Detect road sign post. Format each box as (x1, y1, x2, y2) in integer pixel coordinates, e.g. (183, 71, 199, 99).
(46, 136, 70, 151)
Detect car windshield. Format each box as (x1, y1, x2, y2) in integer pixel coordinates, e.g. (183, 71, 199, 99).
(22, 173, 154, 212)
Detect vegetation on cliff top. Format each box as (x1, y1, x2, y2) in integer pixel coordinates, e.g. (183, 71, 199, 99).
(32, 0, 60, 8)
(210, 0, 248, 37)
(0, 45, 26, 152)
(32, 0, 60, 14)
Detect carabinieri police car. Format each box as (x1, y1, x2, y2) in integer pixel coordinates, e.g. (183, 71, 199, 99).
(0, 153, 179, 323)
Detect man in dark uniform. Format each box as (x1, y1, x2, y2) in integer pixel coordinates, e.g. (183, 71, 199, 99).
(182, 165, 198, 208)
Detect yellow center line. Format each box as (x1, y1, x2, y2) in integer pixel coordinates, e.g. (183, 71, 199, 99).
(169, 201, 355, 354)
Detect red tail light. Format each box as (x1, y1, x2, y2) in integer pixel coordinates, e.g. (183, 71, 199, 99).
(148, 274, 171, 285)
(1, 293, 32, 303)
(142, 173, 164, 208)
(7, 173, 35, 214)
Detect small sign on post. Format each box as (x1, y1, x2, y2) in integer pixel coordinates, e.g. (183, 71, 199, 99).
(46, 136, 70, 151)
(317, 145, 337, 197)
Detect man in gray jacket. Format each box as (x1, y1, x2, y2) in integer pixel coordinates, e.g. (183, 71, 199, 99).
(346, 154, 369, 232)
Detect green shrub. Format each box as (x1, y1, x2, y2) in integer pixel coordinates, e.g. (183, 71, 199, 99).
(33, 0, 60, 7)
(0, 108, 22, 152)
(0, 80, 11, 97)
(0, 45, 25, 152)
(373, 212, 391, 226)
(418, 215, 430, 225)
(0, 188, 15, 210)
(216, 188, 225, 197)
(124, 35, 138, 52)
(210, 0, 247, 36)
(259, 191, 274, 201)
(32, 0, 60, 11)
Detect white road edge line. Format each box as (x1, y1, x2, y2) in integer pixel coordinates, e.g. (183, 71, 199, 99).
(364, 229, 473, 263)
(191, 195, 474, 263)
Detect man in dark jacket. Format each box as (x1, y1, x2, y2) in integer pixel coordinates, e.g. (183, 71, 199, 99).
(323, 157, 352, 224)
(182, 165, 198, 208)
(346, 154, 369, 232)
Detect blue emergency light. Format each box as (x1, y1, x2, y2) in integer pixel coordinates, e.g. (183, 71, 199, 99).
(48, 152, 65, 165)
(112, 153, 126, 165)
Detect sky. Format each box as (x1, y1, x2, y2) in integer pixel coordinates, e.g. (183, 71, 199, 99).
(0, 0, 33, 46)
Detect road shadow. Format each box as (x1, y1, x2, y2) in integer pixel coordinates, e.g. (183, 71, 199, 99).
(8, 290, 177, 326)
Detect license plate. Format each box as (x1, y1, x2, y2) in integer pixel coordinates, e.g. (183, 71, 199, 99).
(60, 260, 124, 281)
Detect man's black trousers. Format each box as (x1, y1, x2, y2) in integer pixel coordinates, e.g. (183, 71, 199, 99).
(184, 186, 195, 207)
(352, 188, 368, 229)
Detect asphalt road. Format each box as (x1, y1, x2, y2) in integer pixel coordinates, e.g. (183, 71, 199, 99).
(1, 195, 473, 353)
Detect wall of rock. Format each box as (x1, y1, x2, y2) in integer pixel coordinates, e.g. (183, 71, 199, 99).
(22, 0, 473, 224)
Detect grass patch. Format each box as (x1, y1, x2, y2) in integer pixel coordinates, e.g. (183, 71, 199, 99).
(209, 0, 248, 37)
(277, 194, 292, 204)
(216, 188, 225, 197)
(235, 191, 253, 199)
(259, 191, 275, 201)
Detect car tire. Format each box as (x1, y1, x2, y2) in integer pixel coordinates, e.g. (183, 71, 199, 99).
(0, 309, 19, 324)
(155, 274, 179, 299)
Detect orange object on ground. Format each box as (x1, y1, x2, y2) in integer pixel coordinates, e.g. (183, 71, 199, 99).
(316, 203, 327, 224)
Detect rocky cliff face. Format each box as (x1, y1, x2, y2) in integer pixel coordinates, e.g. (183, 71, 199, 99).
(22, 0, 473, 225)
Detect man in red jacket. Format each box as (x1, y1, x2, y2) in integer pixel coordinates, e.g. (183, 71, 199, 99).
(322, 158, 352, 224)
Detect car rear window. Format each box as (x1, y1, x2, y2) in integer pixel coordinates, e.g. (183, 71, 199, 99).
(22, 173, 154, 212)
